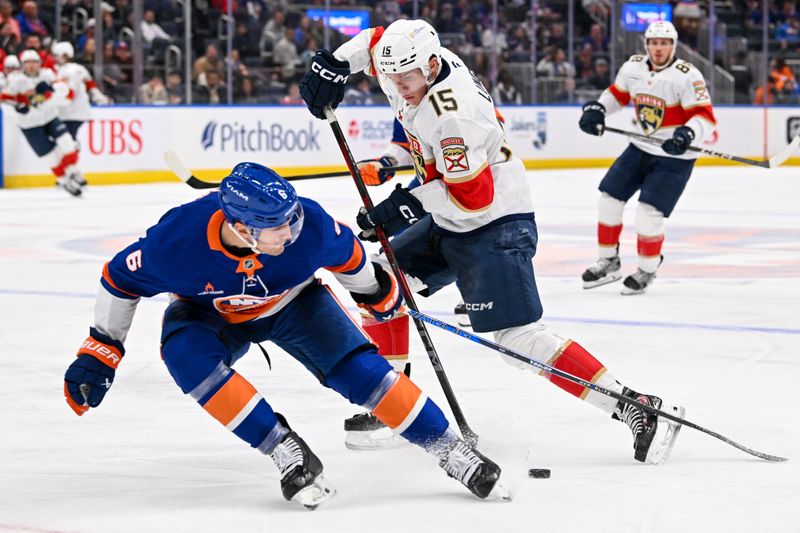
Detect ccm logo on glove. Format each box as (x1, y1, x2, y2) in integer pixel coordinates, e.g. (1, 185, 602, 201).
(311, 61, 348, 84)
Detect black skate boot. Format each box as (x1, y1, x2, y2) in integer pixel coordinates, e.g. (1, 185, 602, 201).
(582, 255, 622, 289)
(270, 417, 335, 509)
(621, 256, 663, 295)
(57, 175, 83, 197)
(454, 301, 471, 328)
(343, 412, 408, 450)
(438, 440, 511, 501)
(613, 387, 685, 464)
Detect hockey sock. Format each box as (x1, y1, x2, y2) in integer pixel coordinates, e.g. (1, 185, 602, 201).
(362, 311, 409, 373)
(635, 202, 665, 273)
(598, 193, 625, 258)
(545, 340, 622, 413)
(196, 369, 287, 453)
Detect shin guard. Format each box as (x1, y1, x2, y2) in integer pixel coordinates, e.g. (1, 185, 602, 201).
(545, 340, 621, 413)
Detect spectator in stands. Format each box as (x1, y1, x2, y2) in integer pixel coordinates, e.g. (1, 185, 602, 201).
(0, 19, 20, 54)
(582, 0, 609, 19)
(462, 20, 482, 51)
(193, 42, 222, 83)
(113, 40, 133, 81)
(259, 7, 285, 54)
(492, 68, 522, 104)
(506, 24, 531, 62)
(574, 42, 594, 81)
(273, 26, 299, 78)
(16, 1, 48, 38)
(754, 58, 798, 104)
(776, 16, 800, 49)
(193, 68, 226, 104)
(729, 51, 754, 104)
(166, 70, 184, 104)
(374, 0, 402, 28)
(245, 0, 266, 24)
(536, 46, 575, 78)
(233, 20, 259, 59)
(674, 1, 702, 50)
(75, 36, 95, 71)
(436, 3, 462, 34)
(543, 22, 567, 51)
(343, 75, 374, 105)
(580, 23, 608, 53)
(139, 73, 168, 104)
(235, 75, 260, 103)
(100, 1, 118, 37)
(141, 8, 172, 60)
(482, 19, 508, 52)
(299, 36, 318, 64)
(586, 58, 611, 90)
(0, 0, 21, 44)
(22, 33, 55, 69)
(102, 41, 129, 101)
(280, 81, 303, 105)
(77, 18, 95, 53)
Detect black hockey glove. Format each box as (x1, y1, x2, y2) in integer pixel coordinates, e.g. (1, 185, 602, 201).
(662, 126, 695, 156)
(579, 101, 606, 136)
(64, 327, 125, 416)
(350, 262, 404, 322)
(356, 184, 426, 242)
(14, 101, 30, 114)
(300, 50, 350, 119)
(35, 81, 54, 95)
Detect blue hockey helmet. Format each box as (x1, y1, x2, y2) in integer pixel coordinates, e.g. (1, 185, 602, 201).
(219, 162, 304, 246)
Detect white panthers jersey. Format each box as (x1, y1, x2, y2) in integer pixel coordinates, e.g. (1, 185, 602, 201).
(0, 68, 68, 128)
(598, 55, 717, 160)
(57, 61, 105, 121)
(336, 28, 533, 233)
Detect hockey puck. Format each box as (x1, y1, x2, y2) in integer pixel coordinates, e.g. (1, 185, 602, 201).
(528, 468, 551, 478)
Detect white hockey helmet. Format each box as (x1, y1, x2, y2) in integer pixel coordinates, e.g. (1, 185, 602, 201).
(52, 41, 75, 60)
(644, 20, 678, 64)
(3, 55, 21, 70)
(20, 49, 41, 64)
(375, 19, 441, 80)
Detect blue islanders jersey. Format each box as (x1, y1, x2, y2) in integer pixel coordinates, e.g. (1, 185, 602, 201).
(100, 193, 370, 328)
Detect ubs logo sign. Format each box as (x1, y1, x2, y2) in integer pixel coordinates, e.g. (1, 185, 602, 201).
(86, 119, 143, 155)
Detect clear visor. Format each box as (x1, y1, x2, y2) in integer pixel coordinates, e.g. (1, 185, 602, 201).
(383, 68, 429, 101)
(248, 202, 304, 248)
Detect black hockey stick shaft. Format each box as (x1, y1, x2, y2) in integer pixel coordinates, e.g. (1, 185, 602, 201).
(605, 126, 771, 168)
(408, 309, 788, 463)
(180, 165, 413, 189)
(323, 107, 479, 446)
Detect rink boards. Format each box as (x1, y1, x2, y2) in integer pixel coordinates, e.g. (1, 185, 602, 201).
(1, 104, 799, 188)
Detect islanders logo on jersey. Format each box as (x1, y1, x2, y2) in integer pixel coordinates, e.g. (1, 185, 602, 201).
(213, 290, 290, 321)
(634, 94, 666, 135)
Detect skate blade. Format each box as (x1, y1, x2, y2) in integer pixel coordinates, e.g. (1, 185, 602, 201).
(620, 282, 650, 295)
(456, 317, 472, 328)
(291, 474, 336, 510)
(582, 272, 622, 289)
(344, 428, 410, 451)
(486, 481, 513, 502)
(646, 405, 686, 465)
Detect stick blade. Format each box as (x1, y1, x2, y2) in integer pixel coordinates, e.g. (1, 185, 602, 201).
(163, 149, 192, 182)
(768, 135, 800, 168)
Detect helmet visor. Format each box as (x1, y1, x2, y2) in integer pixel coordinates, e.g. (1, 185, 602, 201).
(382, 68, 429, 103)
(248, 201, 304, 248)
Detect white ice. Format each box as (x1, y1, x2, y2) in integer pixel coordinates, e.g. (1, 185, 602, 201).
(0, 167, 798, 533)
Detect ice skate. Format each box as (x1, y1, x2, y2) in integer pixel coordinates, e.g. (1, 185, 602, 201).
(344, 412, 409, 450)
(454, 301, 471, 328)
(57, 175, 83, 197)
(613, 387, 685, 464)
(439, 440, 512, 501)
(582, 255, 622, 289)
(270, 430, 336, 509)
(621, 256, 663, 295)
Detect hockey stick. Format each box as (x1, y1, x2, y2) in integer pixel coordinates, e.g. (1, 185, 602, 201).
(163, 150, 414, 189)
(323, 107, 479, 446)
(605, 126, 800, 169)
(407, 309, 788, 463)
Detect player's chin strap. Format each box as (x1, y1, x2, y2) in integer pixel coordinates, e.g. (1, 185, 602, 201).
(227, 222, 264, 255)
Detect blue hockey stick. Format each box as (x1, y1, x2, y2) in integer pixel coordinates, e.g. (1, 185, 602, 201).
(407, 309, 788, 463)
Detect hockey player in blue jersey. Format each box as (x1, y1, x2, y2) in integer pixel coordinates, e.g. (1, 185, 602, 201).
(63, 162, 510, 508)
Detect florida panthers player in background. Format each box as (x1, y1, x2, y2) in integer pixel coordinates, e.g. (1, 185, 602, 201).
(579, 20, 716, 294)
(301, 19, 685, 464)
(63, 163, 510, 509)
(0, 50, 85, 196)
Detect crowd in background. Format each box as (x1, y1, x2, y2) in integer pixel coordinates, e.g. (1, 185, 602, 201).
(0, 0, 798, 105)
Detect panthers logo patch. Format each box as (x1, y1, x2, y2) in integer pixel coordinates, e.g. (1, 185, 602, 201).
(634, 94, 665, 135)
(442, 144, 469, 172)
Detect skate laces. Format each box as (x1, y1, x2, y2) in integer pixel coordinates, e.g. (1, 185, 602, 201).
(629, 268, 655, 285)
(588, 256, 618, 275)
(270, 436, 305, 479)
(617, 394, 653, 437)
(440, 441, 482, 484)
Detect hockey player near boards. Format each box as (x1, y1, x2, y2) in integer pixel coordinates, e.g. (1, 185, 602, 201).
(63, 163, 510, 508)
(0, 49, 85, 196)
(301, 19, 685, 463)
(0, 55, 21, 91)
(579, 20, 717, 295)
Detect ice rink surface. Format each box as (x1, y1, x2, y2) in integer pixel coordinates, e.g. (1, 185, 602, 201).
(1, 167, 798, 533)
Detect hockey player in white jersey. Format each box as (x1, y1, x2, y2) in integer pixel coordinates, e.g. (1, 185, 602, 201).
(0, 55, 21, 91)
(579, 20, 717, 294)
(0, 49, 85, 196)
(301, 19, 686, 464)
(52, 41, 110, 141)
